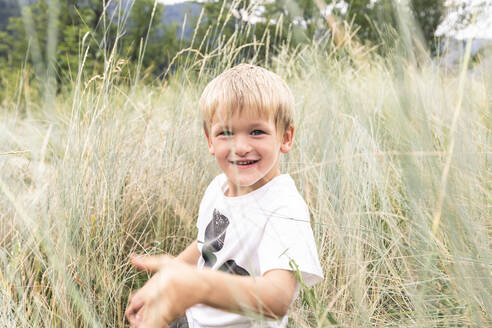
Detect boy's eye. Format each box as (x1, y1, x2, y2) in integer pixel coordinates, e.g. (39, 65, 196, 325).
(218, 131, 233, 136)
(251, 130, 265, 136)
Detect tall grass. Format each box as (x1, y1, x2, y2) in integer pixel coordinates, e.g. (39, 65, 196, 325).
(1, 1, 491, 327)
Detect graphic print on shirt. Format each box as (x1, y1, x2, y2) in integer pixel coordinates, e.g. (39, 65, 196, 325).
(219, 259, 249, 276)
(202, 209, 250, 276)
(202, 209, 229, 267)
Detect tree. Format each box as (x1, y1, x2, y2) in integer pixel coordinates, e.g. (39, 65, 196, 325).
(187, 0, 325, 69)
(328, 0, 445, 51)
(0, 0, 192, 87)
(411, 0, 445, 49)
(191, 0, 445, 63)
(120, 0, 183, 79)
(0, 0, 109, 79)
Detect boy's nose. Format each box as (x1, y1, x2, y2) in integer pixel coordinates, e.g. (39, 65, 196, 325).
(233, 136, 252, 156)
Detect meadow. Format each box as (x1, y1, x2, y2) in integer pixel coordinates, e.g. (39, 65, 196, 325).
(0, 6, 491, 327)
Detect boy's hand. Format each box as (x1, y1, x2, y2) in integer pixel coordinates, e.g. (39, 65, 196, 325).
(125, 253, 297, 327)
(125, 254, 205, 328)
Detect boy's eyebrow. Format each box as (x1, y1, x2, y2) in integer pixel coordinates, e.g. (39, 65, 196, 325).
(212, 120, 271, 129)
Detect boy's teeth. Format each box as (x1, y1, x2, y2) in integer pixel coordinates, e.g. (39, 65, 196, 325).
(236, 160, 256, 165)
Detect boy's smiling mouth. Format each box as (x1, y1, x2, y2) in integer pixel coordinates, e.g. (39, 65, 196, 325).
(230, 159, 259, 166)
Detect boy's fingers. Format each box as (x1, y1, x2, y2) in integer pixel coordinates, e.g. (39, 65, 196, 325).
(129, 310, 143, 327)
(126, 293, 144, 322)
(141, 309, 169, 328)
(131, 254, 174, 272)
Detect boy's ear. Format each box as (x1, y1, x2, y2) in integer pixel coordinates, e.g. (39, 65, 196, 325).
(280, 125, 294, 154)
(205, 132, 215, 155)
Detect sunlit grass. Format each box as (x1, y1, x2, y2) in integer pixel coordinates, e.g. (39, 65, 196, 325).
(0, 1, 491, 327)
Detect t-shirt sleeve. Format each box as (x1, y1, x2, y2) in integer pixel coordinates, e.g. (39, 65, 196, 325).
(257, 201, 323, 287)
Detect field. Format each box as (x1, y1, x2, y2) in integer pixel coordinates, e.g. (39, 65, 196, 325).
(1, 11, 491, 327)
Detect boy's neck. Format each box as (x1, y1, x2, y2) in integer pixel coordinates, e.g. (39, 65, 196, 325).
(225, 183, 253, 197)
(224, 170, 281, 197)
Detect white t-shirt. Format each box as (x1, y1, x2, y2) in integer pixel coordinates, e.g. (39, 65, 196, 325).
(185, 174, 323, 328)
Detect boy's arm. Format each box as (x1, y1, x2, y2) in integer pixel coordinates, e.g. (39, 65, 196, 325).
(125, 255, 297, 328)
(199, 267, 297, 318)
(176, 240, 200, 265)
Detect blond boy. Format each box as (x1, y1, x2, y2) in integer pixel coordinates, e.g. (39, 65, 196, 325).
(126, 64, 323, 328)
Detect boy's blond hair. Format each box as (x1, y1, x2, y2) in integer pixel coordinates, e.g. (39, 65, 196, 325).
(200, 64, 294, 136)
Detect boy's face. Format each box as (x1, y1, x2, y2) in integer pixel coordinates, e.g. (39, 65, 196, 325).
(206, 111, 294, 197)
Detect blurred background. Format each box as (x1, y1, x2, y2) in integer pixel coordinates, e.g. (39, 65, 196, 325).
(0, 0, 491, 101)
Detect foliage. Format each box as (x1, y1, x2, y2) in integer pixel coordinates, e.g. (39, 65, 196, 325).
(0, 0, 175, 100)
(191, 0, 446, 68)
(0, 0, 111, 101)
(0, 0, 449, 101)
(192, 0, 327, 66)
(328, 0, 445, 52)
(410, 0, 445, 49)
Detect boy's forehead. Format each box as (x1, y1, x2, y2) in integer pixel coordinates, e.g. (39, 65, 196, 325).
(211, 106, 272, 124)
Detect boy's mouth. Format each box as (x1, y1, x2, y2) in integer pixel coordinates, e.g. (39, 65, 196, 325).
(231, 160, 259, 166)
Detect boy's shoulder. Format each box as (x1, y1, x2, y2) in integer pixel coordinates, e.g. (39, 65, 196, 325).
(264, 174, 308, 206)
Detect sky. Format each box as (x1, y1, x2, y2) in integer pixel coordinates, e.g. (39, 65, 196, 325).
(157, 0, 492, 40)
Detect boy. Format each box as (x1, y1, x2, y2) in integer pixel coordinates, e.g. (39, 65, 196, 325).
(126, 64, 323, 328)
